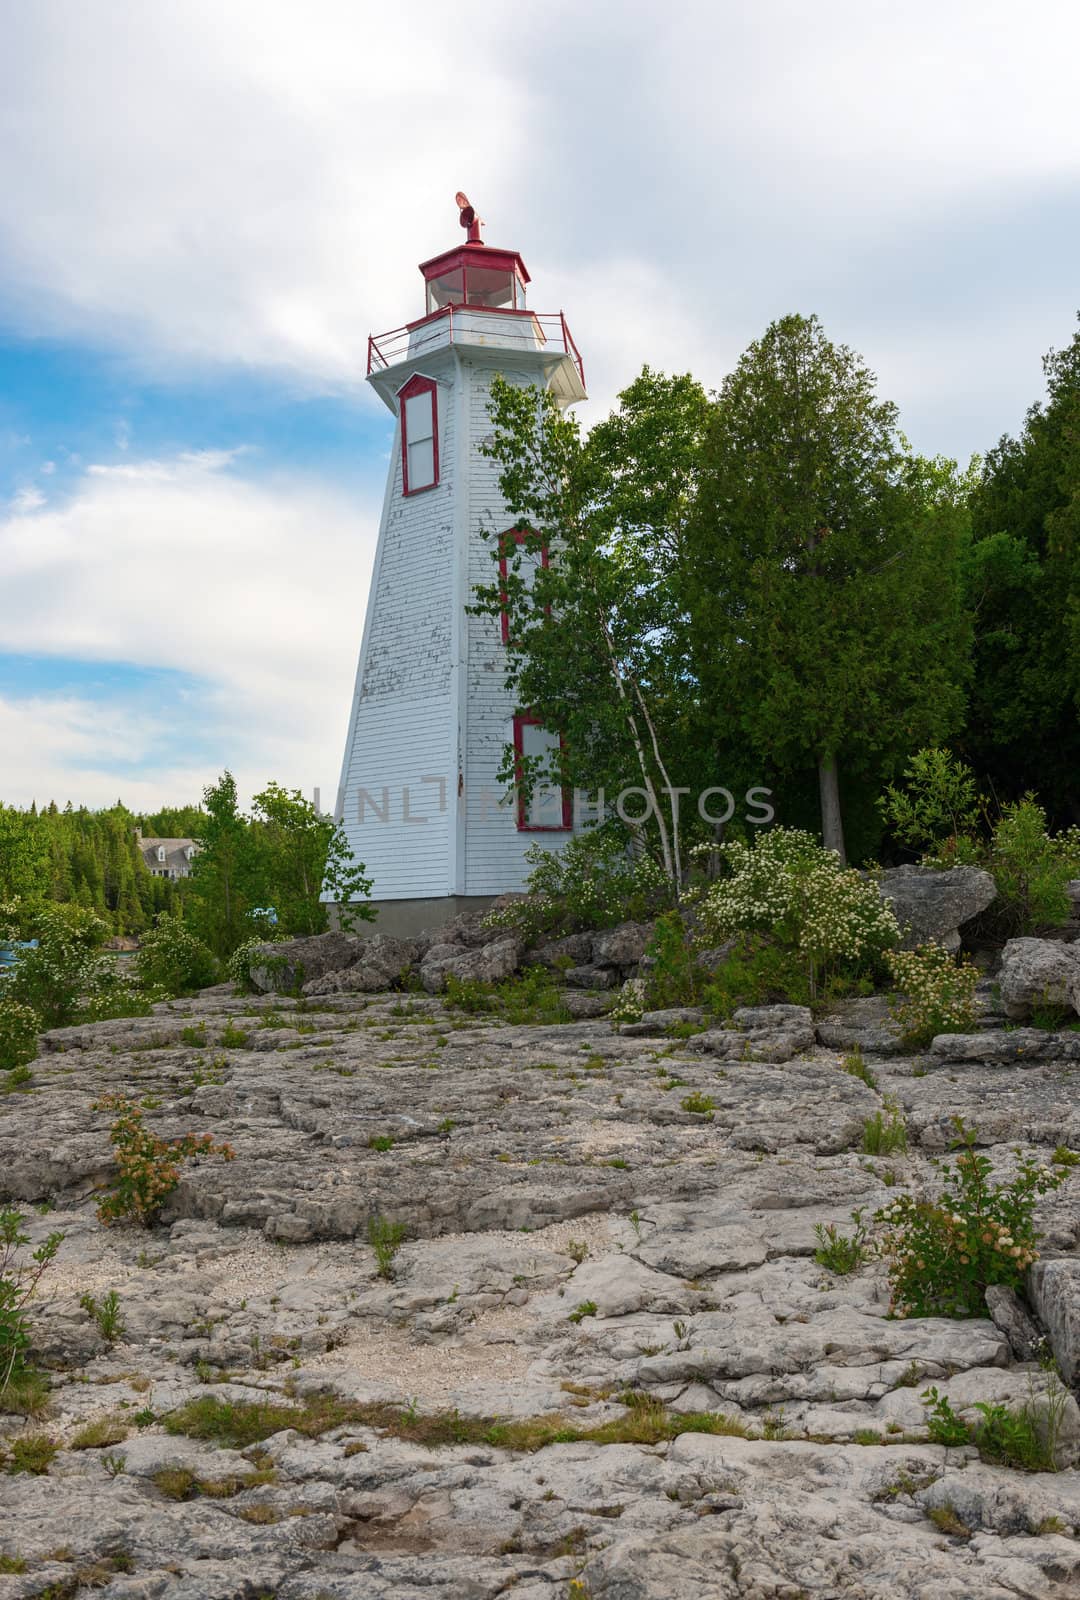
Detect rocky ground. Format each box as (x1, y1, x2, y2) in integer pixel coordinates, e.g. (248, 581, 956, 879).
(3, 975, 1080, 1599)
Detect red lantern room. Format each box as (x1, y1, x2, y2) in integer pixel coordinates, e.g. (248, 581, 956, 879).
(420, 243, 529, 314)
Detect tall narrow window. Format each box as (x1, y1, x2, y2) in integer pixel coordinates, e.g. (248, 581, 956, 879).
(513, 713, 571, 831)
(499, 528, 549, 644)
(399, 374, 438, 494)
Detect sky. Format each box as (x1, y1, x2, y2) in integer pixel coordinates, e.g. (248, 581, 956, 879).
(1, 0, 1079, 811)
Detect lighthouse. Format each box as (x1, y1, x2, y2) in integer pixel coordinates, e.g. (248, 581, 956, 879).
(333, 197, 587, 933)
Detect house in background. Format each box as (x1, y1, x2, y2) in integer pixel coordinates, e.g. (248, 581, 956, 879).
(135, 830, 198, 881)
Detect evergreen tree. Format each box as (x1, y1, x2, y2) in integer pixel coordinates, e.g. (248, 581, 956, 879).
(685, 314, 972, 861)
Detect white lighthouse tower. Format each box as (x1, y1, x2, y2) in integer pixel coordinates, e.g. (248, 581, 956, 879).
(334, 196, 587, 933)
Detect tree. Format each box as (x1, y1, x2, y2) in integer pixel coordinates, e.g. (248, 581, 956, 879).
(684, 314, 972, 861)
(471, 367, 712, 890)
(187, 772, 256, 958)
(249, 783, 374, 936)
(0, 806, 50, 902)
(964, 316, 1080, 821)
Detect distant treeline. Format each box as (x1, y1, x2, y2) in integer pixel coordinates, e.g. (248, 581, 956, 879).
(0, 801, 206, 933)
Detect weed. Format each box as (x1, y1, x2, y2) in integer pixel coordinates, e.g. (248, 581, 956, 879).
(70, 1414, 129, 1450)
(928, 1502, 971, 1539)
(0, 1554, 27, 1573)
(921, 1386, 970, 1447)
(79, 1289, 125, 1344)
(367, 1135, 394, 1152)
(841, 1049, 876, 1089)
(1051, 1144, 1080, 1169)
(568, 1301, 598, 1324)
(680, 1092, 715, 1119)
(813, 1211, 869, 1274)
(3, 1433, 57, 1474)
(180, 1025, 207, 1048)
(1, 1208, 63, 1405)
(567, 1239, 589, 1263)
(367, 1215, 407, 1280)
(861, 1102, 907, 1155)
(219, 1023, 250, 1049)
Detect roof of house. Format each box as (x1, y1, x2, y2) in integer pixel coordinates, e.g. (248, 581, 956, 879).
(137, 837, 198, 871)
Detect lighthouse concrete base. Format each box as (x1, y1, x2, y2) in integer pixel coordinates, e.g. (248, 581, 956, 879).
(327, 895, 499, 941)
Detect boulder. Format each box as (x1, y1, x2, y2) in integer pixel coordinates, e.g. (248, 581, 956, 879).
(247, 930, 361, 994)
(592, 920, 654, 969)
(984, 1284, 1042, 1363)
(562, 964, 619, 990)
(815, 996, 906, 1056)
(998, 936, 1080, 1020)
(877, 864, 997, 952)
(526, 931, 595, 970)
(420, 935, 523, 994)
(1029, 1258, 1080, 1384)
(302, 935, 419, 995)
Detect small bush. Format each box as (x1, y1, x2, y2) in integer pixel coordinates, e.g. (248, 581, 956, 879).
(1, 1209, 63, 1406)
(643, 912, 704, 1009)
(0, 1001, 39, 1074)
(226, 938, 266, 993)
(876, 1118, 1063, 1316)
(1, 903, 117, 1029)
(887, 943, 978, 1046)
(987, 797, 1080, 936)
(879, 748, 983, 857)
(135, 915, 218, 997)
(94, 1095, 235, 1227)
(921, 1385, 970, 1446)
(79, 1289, 125, 1343)
(367, 1215, 406, 1280)
(701, 936, 812, 1017)
(484, 827, 669, 944)
(680, 1091, 715, 1119)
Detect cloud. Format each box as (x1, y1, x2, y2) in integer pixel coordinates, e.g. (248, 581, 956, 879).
(9, 485, 45, 514)
(1, 1, 1078, 448)
(0, 449, 379, 806)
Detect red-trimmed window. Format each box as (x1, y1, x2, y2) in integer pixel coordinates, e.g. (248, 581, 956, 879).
(498, 528, 549, 644)
(399, 374, 438, 494)
(513, 713, 572, 831)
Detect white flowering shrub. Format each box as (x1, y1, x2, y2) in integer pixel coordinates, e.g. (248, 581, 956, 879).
(135, 914, 218, 997)
(609, 977, 646, 1025)
(485, 829, 669, 944)
(0, 902, 136, 1030)
(887, 942, 978, 1045)
(696, 829, 899, 997)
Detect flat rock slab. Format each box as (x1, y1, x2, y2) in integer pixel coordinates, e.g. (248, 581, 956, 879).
(3, 983, 1080, 1597)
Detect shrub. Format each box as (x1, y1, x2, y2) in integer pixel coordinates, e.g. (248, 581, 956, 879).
(94, 1095, 235, 1227)
(0, 1001, 39, 1074)
(696, 829, 899, 1000)
(0, 903, 116, 1029)
(367, 1215, 406, 1280)
(887, 943, 978, 1046)
(861, 1102, 908, 1155)
(642, 912, 705, 1009)
(986, 797, 1080, 936)
(876, 1118, 1063, 1316)
(1, 1209, 63, 1406)
(135, 915, 218, 997)
(921, 1385, 969, 1446)
(484, 827, 669, 944)
(878, 748, 983, 858)
(226, 938, 266, 993)
(701, 935, 812, 1017)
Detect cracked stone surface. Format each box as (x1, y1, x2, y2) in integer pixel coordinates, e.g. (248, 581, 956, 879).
(3, 986, 1080, 1597)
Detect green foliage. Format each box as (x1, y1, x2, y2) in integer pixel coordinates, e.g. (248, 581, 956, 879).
(696, 828, 899, 999)
(1, 1210, 63, 1406)
(876, 1119, 1063, 1316)
(0, 801, 174, 935)
(879, 747, 983, 857)
(685, 314, 973, 859)
(3, 1434, 57, 1474)
(134, 914, 218, 996)
(94, 1095, 236, 1227)
(965, 317, 1080, 821)
(680, 1091, 714, 1118)
(813, 1212, 869, 1274)
(568, 1300, 598, 1324)
(0, 900, 144, 1029)
(367, 1215, 406, 1280)
(186, 772, 254, 959)
(443, 968, 572, 1026)
(0, 1001, 39, 1074)
(472, 369, 714, 887)
(861, 1102, 908, 1155)
(701, 936, 812, 1018)
(79, 1289, 125, 1344)
(841, 1049, 876, 1089)
(486, 828, 668, 943)
(921, 1386, 970, 1447)
(887, 943, 979, 1045)
(643, 912, 704, 1009)
(985, 796, 1080, 935)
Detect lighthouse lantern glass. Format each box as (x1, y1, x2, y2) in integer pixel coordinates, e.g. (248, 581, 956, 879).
(425, 259, 526, 314)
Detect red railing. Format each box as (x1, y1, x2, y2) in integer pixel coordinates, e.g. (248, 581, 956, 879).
(367, 305, 585, 392)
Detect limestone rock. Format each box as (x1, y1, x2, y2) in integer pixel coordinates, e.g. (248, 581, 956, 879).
(984, 1284, 1043, 1363)
(527, 932, 595, 969)
(999, 936, 1080, 1019)
(248, 930, 361, 993)
(878, 864, 997, 952)
(420, 935, 523, 994)
(302, 935, 418, 995)
(1029, 1258, 1080, 1384)
(592, 920, 654, 969)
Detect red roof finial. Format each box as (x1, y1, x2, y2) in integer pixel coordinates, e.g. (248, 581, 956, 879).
(455, 191, 484, 245)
